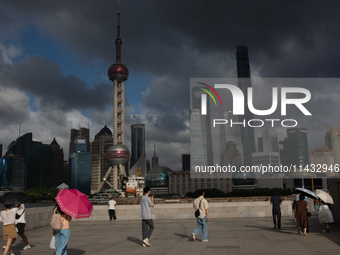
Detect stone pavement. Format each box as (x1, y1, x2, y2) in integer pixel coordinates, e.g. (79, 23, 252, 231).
(5, 215, 340, 255)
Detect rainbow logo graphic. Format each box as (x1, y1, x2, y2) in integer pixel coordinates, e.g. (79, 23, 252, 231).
(197, 82, 223, 106)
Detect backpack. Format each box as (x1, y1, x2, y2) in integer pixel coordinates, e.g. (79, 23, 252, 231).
(50, 208, 63, 231)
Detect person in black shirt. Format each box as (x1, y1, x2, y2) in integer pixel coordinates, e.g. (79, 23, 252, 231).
(270, 192, 282, 229)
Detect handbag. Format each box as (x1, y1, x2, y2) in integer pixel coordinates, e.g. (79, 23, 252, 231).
(50, 208, 63, 231)
(15, 209, 25, 220)
(194, 198, 203, 218)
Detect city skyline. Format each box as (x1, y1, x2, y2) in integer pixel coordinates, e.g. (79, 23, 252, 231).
(1, 1, 340, 170)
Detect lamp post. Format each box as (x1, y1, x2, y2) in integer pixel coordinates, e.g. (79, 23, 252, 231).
(299, 156, 304, 188)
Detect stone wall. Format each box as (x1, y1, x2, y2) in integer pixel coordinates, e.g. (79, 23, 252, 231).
(114, 195, 296, 205)
(75, 201, 293, 221)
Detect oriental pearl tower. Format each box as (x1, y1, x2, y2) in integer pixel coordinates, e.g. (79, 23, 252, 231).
(108, 0, 129, 144)
(98, 0, 130, 192)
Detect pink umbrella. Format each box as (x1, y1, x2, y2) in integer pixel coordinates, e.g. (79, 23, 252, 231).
(55, 189, 93, 218)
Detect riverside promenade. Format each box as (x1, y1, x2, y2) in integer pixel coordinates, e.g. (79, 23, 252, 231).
(5, 215, 340, 255)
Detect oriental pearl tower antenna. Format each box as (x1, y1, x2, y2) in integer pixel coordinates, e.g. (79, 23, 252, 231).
(98, 0, 130, 192)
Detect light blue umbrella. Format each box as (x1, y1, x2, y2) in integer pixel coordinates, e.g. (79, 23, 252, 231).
(295, 187, 318, 200)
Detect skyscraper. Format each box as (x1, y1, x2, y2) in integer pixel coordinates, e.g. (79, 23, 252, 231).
(146, 159, 151, 173)
(309, 146, 335, 177)
(129, 124, 146, 178)
(190, 87, 213, 173)
(255, 130, 281, 189)
(151, 145, 159, 169)
(51, 138, 66, 186)
(329, 126, 340, 162)
(258, 129, 280, 153)
(219, 109, 243, 165)
(182, 154, 190, 171)
(0, 156, 13, 190)
(279, 137, 289, 167)
(0, 155, 25, 191)
(6, 133, 56, 190)
(130, 124, 145, 169)
(325, 131, 332, 150)
(236, 46, 256, 166)
(69, 128, 90, 157)
(287, 127, 309, 167)
(69, 135, 91, 194)
(90, 126, 114, 193)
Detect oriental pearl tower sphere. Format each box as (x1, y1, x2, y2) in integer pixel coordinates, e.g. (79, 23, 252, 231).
(106, 0, 130, 190)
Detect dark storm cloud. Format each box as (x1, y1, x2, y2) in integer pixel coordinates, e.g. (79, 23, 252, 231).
(4, 0, 340, 77)
(2, 0, 340, 162)
(3, 0, 340, 117)
(1, 55, 112, 111)
(5, 0, 340, 77)
(2, 1, 340, 101)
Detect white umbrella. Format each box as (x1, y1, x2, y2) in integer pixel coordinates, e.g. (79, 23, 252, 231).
(316, 190, 334, 204)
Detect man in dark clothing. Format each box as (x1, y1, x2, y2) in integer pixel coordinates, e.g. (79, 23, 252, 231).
(270, 192, 282, 229)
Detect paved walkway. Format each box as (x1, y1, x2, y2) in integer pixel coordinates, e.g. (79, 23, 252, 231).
(5, 215, 340, 255)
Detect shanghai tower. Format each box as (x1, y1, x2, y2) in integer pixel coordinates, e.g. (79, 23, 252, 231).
(236, 46, 256, 166)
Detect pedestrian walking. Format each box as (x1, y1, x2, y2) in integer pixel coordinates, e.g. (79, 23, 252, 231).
(11, 203, 31, 250)
(317, 199, 334, 232)
(295, 194, 308, 236)
(0, 204, 17, 255)
(191, 189, 210, 242)
(108, 197, 117, 221)
(140, 187, 154, 247)
(53, 205, 72, 255)
(296, 194, 309, 232)
(270, 191, 282, 229)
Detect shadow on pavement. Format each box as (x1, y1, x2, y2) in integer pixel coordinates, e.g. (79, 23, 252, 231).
(243, 224, 293, 235)
(174, 233, 193, 241)
(67, 248, 86, 254)
(127, 236, 143, 246)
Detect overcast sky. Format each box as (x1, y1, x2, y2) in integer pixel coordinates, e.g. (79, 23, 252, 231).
(1, 0, 340, 170)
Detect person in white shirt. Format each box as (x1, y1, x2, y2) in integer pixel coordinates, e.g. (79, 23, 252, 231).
(108, 197, 117, 221)
(0, 204, 18, 255)
(12, 204, 31, 250)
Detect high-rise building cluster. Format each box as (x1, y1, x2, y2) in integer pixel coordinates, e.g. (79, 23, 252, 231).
(0, 2, 156, 195)
(190, 45, 338, 193)
(1, 133, 67, 192)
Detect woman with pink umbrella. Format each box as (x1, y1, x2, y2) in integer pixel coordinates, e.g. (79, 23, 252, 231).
(54, 189, 93, 255)
(53, 205, 72, 255)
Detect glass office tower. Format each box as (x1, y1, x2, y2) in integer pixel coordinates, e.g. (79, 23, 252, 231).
(236, 46, 256, 166)
(130, 124, 145, 170)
